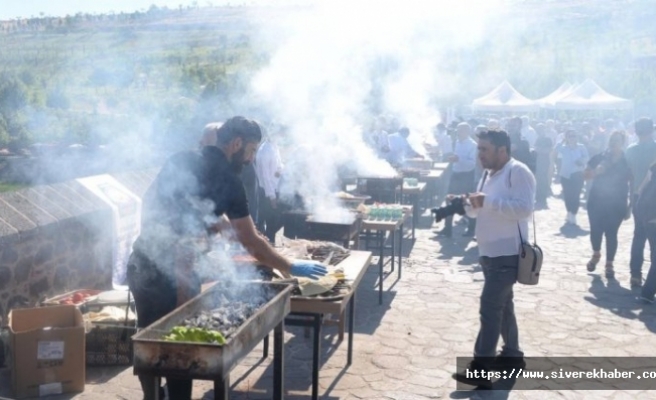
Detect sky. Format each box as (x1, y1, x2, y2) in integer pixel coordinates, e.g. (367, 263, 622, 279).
(0, 0, 311, 20)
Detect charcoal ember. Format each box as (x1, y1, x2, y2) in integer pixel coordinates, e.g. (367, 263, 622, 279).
(179, 284, 276, 339)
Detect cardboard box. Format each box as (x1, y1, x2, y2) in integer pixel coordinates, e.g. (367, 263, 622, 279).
(8, 305, 85, 399)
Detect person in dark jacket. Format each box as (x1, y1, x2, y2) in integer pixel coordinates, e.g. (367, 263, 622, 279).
(637, 161, 656, 302)
(584, 131, 632, 279)
(507, 117, 535, 173)
(127, 116, 327, 400)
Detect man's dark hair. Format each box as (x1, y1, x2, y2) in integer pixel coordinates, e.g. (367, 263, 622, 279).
(399, 127, 410, 137)
(215, 116, 262, 146)
(635, 117, 654, 137)
(477, 129, 511, 156)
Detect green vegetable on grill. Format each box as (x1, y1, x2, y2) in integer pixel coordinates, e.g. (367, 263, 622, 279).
(163, 326, 226, 345)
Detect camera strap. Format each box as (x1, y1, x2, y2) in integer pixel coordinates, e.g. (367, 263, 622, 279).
(478, 170, 488, 192)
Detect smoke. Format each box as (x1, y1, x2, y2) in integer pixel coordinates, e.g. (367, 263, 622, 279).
(248, 0, 502, 219)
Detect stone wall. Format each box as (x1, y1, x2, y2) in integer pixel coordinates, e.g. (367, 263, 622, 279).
(0, 169, 159, 367)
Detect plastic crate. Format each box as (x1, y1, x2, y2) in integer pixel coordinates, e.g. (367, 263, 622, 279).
(85, 322, 136, 366)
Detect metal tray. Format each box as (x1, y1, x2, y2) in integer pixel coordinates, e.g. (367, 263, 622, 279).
(131, 282, 293, 380)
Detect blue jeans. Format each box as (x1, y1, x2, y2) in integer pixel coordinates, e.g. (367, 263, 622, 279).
(631, 209, 648, 279)
(474, 255, 523, 365)
(639, 223, 656, 300)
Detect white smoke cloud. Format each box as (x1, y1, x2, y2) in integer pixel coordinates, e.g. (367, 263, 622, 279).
(249, 0, 502, 219)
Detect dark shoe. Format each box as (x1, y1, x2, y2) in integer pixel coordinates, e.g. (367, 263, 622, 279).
(638, 296, 654, 305)
(631, 277, 642, 290)
(489, 356, 526, 371)
(586, 254, 600, 272)
(605, 264, 615, 280)
(452, 361, 492, 389)
(463, 230, 475, 237)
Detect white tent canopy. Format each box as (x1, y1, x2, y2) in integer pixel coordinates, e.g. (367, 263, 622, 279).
(552, 79, 632, 110)
(471, 81, 539, 112)
(537, 82, 574, 108)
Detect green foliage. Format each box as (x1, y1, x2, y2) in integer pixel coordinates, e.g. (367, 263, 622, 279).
(46, 88, 71, 110)
(0, 2, 654, 154)
(0, 77, 29, 113)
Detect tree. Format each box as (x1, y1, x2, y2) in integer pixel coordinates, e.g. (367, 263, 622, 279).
(0, 77, 29, 113)
(46, 88, 71, 110)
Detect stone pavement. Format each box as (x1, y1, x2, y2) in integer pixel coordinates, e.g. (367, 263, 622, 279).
(1, 188, 655, 400)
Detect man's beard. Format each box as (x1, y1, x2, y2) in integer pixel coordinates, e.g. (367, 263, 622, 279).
(231, 147, 249, 174)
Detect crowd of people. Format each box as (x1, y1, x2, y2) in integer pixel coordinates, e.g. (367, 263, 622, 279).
(401, 114, 656, 388)
(124, 112, 656, 393)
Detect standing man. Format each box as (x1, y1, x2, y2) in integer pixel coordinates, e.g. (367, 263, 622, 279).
(433, 122, 453, 162)
(127, 116, 327, 400)
(521, 115, 537, 149)
(453, 130, 536, 388)
(556, 129, 589, 226)
(507, 117, 535, 172)
(439, 122, 477, 238)
(387, 126, 424, 167)
(534, 123, 554, 209)
(627, 117, 656, 288)
(255, 126, 285, 243)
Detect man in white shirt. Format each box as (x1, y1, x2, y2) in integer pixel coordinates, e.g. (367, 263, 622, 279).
(521, 116, 537, 149)
(438, 122, 478, 237)
(433, 122, 453, 162)
(387, 127, 423, 167)
(255, 129, 284, 243)
(555, 130, 589, 226)
(453, 129, 536, 388)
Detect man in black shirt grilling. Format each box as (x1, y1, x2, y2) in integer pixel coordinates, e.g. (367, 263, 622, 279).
(127, 116, 327, 400)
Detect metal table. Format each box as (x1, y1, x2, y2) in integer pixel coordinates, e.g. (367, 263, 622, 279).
(419, 169, 445, 205)
(361, 211, 408, 304)
(398, 182, 426, 239)
(261, 250, 373, 400)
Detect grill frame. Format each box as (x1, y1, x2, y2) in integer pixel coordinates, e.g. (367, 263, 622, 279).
(131, 282, 292, 380)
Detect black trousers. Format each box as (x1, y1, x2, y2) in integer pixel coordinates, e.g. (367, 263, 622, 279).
(560, 172, 584, 214)
(127, 249, 201, 400)
(631, 199, 649, 279)
(587, 202, 624, 262)
(256, 188, 282, 243)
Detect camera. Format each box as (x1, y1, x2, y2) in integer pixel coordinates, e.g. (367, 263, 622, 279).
(431, 195, 467, 223)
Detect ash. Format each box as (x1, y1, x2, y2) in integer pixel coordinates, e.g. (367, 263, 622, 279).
(181, 285, 276, 338)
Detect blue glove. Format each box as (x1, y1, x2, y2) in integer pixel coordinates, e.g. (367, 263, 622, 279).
(290, 260, 329, 280)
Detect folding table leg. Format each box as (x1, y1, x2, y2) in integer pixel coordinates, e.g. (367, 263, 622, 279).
(378, 230, 384, 305)
(347, 295, 355, 366)
(399, 224, 403, 279)
(273, 321, 285, 400)
(312, 314, 322, 400)
(338, 308, 346, 342)
(263, 334, 269, 359)
(390, 229, 395, 272)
